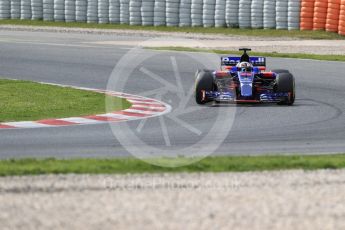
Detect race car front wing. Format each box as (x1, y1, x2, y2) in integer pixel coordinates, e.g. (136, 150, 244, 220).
(204, 91, 289, 103)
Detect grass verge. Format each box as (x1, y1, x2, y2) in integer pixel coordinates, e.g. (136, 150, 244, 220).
(0, 19, 344, 40)
(0, 79, 131, 122)
(148, 46, 345, 62)
(1, 154, 345, 176)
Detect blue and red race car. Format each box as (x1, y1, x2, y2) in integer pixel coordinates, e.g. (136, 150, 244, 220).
(195, 48, 295, 105)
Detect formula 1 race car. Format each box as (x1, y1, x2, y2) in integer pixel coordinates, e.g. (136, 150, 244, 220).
(195, 48, 295, 105)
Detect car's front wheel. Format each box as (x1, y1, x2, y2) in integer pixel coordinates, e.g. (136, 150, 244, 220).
(195, 70, 214, 105)
(275, 72, 295, 105)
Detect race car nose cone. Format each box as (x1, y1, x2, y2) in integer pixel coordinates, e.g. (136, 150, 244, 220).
(240, 84, 253, 97)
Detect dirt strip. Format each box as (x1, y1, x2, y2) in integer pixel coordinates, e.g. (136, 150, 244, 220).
(1, 25, 344, 55)
(1, 170, 345, 230)
(0, 25, 302, 40)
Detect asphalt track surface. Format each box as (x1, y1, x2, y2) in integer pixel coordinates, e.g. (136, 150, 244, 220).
(0, 30, 344, 159)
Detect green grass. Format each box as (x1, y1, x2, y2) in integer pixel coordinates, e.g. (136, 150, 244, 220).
(0, 19, 344, 40)
(0, 79, 131, 122)
(148, 46, 345, 62)
(0, 154, 345, 176)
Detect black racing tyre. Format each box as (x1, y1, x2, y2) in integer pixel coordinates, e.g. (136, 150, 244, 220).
(195, 70, 214, 104)
(276, 72, 295, 105)
(272, 69, 290, 74)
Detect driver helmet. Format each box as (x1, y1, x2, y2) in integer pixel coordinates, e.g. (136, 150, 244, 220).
(236, 62, 253, 72)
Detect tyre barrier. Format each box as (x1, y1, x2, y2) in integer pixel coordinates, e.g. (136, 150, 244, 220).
(300, 0, 315, 30)
(251, 0, 263, 29)
(43, 0, 53, 21)
(179, 0, 191, 27)
(276, 0, 288, 30)
(263, 0, 275, 29)
(11, 0, 21, 19)
(75, 0, 87, 22)
(21, 0, 32, 19)
(313, 0, 328, 30)
(226, 0, 239, 27)
(166, 0, 179, 27)
(129, 0, 141, 25)
(87, 0, 97, 23)
(2, 0, 345, 35)
(141, 0, 154, 26)
(109, 0, 120, 24)
(288, 0, 301, 30)
(98, 0, 109, 24)
(54, 0, 64, 22)
(191, 0, 202, 26)
(215, 0, 225, 27)
(326, 0, 340, 32)
(31, 0, 43, 20)
(154, 0, 165, 26)
(65, 0, 75, 22)
(203, 0, 215, 27)
(339, 0, 345, 35)
(120, 0, 129, 24)
(239, 0, 251, 28)
(0, 0, 10, 19)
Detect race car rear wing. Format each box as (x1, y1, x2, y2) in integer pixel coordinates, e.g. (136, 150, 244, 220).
(221, 56, 266, 67)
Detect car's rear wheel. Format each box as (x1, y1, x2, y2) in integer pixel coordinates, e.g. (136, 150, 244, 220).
(275, 73, 295, 105)
(195, 70, 214, 105)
